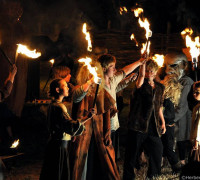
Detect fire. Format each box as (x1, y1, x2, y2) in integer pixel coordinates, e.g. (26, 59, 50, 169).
(138, 18, 152, 40)
(132, 7, 143, 17)
(132, 7, 152, 56)
(130, 33, 138, 46)
(181, 28, 200, 61)
(10, 139, 19, 148)
(49, 59, 55, 65)
(82, 23, 92, 52)
(152, 54, 164, 67)
(17, 44, 41, 58)
(119, 7, 128, 15)
(141, 41, 151, 56)
(78, 57, 99, 83)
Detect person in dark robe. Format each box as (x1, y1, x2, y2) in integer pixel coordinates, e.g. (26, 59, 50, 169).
(39, 78, 94, 180)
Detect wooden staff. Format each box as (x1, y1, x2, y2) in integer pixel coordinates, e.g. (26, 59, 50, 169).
(0, 46, 13, 65)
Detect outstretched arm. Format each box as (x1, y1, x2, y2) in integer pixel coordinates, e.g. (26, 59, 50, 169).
(122, 58, 145, 76)
(136, 62, 146, 88)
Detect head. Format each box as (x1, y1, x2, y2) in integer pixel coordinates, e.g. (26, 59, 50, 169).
(164, 51, 188, 79)
(145, 59, 159, 79)
(193, 81, 200, 101)
(162, 74, 182, 107)
(52, 66, 71, 83)
(98, 54, 116, 78)
(49, 79, 69, 99)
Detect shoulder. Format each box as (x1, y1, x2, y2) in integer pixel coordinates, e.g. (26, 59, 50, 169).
(180, 76, 194, 86)
(155, 81, 165, 90)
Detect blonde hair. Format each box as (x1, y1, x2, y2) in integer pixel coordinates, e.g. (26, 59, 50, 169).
(162, 74, 182, 107)
(76, 61, 104, 94)
(146, 59, 159, 72)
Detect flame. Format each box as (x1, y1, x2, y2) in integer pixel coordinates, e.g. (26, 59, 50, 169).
(10, 139, 19, 148)
(141, 41, 151, 55)
(181, 28, 200, 61)
(49, 59, 55, 65)
(138, 18, 152, 40)
(132, 7, 143, 17)
(78, 57, 99, 83)
(119, 7, 128, 15)
(17, 44, 41, 58)
(82, 23, 92, 52)
(152, 54, 164, 67)
(130, 33, 139, 46)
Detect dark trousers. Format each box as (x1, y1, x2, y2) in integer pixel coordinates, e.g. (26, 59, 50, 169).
(111, 130, 120, 160)
(177, 140, 188, 161)
(161, 126, 179, 165)
(123, 130, 163, 180)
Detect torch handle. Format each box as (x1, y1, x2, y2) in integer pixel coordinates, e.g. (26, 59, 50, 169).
(0, 46, 13, 65)
(92, 84, 99, 108)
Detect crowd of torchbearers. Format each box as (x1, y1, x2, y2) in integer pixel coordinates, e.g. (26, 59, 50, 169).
(0, 48, 200, 180)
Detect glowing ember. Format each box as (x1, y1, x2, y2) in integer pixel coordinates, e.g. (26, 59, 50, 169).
(181, 28, 200, 62)
(82, 23, 92, 52)
(49, 59, 55, 65)
(132, 7, 143, 17)
(10, 139, 19, 148)
(17, 44, 41, 58)
(130, 34, 139, 46)
(152, 54, 164, 67)
(119, 7, 128, 15)
(78, 57, 99, 83)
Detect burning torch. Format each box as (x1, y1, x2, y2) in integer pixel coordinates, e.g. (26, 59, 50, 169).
(181, 28, 200, 81)
(78, 57, 101, 107)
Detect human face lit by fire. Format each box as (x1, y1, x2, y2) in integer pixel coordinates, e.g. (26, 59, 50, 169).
(104, 62, 116, 78)
(145, 68, 158, 80)
(59, 79, 69, 97)
(193, 87, 200, 101)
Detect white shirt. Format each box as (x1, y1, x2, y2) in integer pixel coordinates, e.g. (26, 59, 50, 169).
(104, 70, 126, 131)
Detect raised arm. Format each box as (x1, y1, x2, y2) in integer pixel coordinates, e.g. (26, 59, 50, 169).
(122, 58, 145, 76)
(136, 62, 146, 88)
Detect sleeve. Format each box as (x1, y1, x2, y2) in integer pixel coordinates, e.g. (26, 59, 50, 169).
(116, 74, 132, 93)
(112, 70, 126, 88)
(61, 107, 85, 136)
(72, 85, 87, 103)
(0, 80, 13, 102)
(174, 81, 193, 122)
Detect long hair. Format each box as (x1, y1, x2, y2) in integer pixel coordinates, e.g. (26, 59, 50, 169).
(76, 61, 104, 95)
(162, 74, 182, 107)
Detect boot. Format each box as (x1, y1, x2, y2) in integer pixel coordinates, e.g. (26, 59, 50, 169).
(172, 161, 182, 174)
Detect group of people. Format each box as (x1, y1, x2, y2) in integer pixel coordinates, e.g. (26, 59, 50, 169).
(1, 50, 199, 180)
(38, 50, 200, 180)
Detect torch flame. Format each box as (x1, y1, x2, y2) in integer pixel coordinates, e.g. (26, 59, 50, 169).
(82, 23, 92, 52)
(132, 7, 143, 17)
(10, 139, 19, 148)
(78, 57, 99, 83)
(181, 28, 200, 61)
(152, 54, 164, 67)
(49, 59, 55, 65)
(138, 18, 152, 40)
(17, 44, 41, 58)
(130, 33, 139, 46)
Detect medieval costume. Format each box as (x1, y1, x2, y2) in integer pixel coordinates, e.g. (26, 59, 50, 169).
(123, 78, 165, 179)
(70, 85, 120, 180)
(40, 101, 84, 180)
